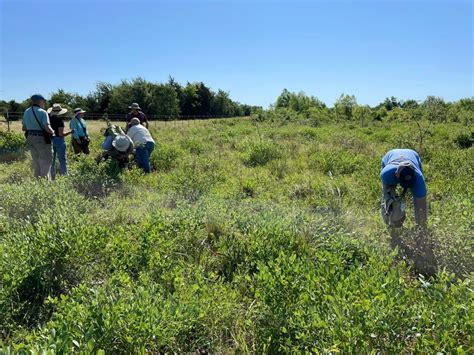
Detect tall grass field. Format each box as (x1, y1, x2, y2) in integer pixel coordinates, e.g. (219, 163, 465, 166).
(0, 117, 472, 352)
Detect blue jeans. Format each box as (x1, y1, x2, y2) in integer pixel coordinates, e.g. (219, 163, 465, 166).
(51, 137, 67, 179)
(135, 141, 155, 173)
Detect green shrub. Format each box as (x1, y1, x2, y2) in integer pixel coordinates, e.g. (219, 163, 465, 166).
(0, 131, 26, 153)
(150, 142, 182, 171)
(310, 149, 365, 175)
(0, 131, 27, 162)
(180, 138, 205, 155)
(453, 132, 473, 149)
(69, 156, 121, 198)
(242, 141, 281, 167)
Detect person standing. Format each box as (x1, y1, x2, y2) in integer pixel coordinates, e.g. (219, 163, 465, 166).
(22, 94, 55, 180)
(127, 117, 155, 173)
(125, 103, 148, 132)
(47, 103, 74, 179)
(70, 108, 90, 154)
(380, 148, 427, 229)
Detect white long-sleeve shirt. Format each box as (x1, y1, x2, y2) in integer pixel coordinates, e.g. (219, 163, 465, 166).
(127, 124, 155, 147)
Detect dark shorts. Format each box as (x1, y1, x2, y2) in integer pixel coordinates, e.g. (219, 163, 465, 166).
(72, 137, 90, 154)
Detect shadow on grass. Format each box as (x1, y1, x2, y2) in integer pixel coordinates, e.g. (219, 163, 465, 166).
(390, 227, 438, 277)
(0, 149, 27, 163)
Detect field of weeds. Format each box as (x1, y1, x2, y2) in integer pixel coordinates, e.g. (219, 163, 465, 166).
(0, 118, 472, 352)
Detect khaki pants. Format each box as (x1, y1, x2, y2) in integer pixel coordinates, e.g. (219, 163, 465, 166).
(27, 135, 53, 180)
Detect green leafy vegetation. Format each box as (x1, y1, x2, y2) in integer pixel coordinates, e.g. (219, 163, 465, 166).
(0, 116, 472, 352)
(0, 78, 261, 118)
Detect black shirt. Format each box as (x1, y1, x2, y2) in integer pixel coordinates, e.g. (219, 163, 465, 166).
(50, 116, 65, 137)
(126, 111, 147, 124)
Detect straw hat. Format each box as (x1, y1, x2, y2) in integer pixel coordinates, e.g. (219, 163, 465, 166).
(47, 103, 68, 116)
(112, 135, 131, 152)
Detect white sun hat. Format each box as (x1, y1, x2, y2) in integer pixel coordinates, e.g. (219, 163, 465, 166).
(112, 135, 131, 152)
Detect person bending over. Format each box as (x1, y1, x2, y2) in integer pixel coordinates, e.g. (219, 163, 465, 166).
(380, 148, 427, 229)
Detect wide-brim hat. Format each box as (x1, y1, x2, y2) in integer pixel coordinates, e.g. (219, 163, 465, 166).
(129, 103, 141, 110)
(47, 103, 68, 116)
(74, 108, 87, 115)
(112, 135, 131, 152)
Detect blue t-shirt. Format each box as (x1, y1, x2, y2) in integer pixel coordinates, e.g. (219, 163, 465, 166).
(22, 106, 50, 131)
(70, 117, 88, 139)
(380, 149, 427, 198)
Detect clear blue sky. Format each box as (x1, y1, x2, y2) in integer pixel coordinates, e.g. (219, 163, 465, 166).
(1, 0, 472, 108)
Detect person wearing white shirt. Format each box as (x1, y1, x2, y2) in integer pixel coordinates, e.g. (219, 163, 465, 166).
(127, 118, 155, 173)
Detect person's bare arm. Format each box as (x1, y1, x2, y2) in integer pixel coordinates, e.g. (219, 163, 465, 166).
(414, 197, 427, 228)
(59, 127, 74, 137)
(45, 124, 54, 135)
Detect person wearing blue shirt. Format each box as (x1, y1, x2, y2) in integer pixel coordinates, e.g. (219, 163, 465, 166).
(380, 148, 427, 228)
(69, 108, 90, 154)
(22, 94, 55, 180)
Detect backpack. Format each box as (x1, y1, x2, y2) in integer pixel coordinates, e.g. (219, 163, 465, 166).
(381, 188, 407, 228)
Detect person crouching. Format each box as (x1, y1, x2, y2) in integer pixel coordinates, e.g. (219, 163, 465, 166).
(101, 132, 134, 168)
(127, 117, 155, 173)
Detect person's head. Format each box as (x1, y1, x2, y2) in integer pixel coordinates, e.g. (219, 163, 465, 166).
(112, 135, 131, 152)
(74, 108, 86, 118)
(396, 163, 416, 189)
(129, 103, 141, 113)
(130, 117, 141, 127)
(31, 94, 46, 109)
(47, 103, 68, 116)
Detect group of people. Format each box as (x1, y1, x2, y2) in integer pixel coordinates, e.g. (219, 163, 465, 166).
(22, 94, 155, 180)
(22, 94, 427, 232)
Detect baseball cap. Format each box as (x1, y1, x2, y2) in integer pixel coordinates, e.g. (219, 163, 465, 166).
(31, 94, 46, 101)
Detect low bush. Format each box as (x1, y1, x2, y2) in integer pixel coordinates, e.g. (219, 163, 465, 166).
(241, 140, 281, 167)
(0, 131, 27, 162)
(453, 132, 473, 149)
(150, 142, 182, 172)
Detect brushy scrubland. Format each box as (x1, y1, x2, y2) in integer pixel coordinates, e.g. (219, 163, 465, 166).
(0, 116, 473, 353)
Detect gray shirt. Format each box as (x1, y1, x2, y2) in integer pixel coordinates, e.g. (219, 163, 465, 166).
(22, 106, 50, 131)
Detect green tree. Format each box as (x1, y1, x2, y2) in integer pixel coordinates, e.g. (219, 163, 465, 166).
(401, 99, 419, 109)
(211, 90, 235, 117)
(95, 82, 114, 113)
(275, 89, 291, 108)
(275, 89, 325, 113)
(334, 94, 357, 120)
(379, 96, 400, 111)
(147, 84, 180, 119)
(352, 105, 372, 126)
(422, 96, 448, 122)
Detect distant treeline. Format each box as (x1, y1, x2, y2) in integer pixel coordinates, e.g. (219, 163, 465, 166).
(260, 89, 473, 125)
(0, 77, 261, 119)
(2, 83, 473, 124)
